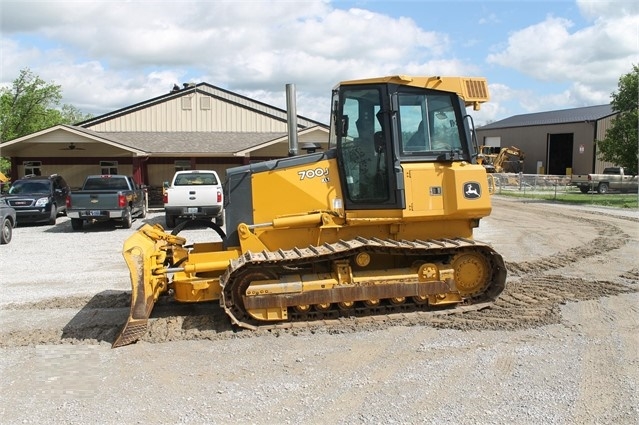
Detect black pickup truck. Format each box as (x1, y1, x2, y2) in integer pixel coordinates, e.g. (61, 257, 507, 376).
(66, 175, 147, 230)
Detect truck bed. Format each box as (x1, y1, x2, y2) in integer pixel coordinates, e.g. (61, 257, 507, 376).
(163, 170, 224, 228)
(66, 175, 147, 230)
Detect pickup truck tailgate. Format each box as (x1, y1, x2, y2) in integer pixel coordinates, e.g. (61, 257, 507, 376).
(70, 191, 124, 210)
(166, 186, 220, 206)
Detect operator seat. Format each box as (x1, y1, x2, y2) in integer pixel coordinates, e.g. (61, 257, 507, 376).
(405, 121, 425, 151)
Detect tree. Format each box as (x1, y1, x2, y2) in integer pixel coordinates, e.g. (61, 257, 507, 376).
(0, 68, 92, 143)
(0, 68, 92, 177)
(597, 64, 638, 175)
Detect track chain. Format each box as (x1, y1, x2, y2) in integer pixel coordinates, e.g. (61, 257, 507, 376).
(220, 236, 506, 329)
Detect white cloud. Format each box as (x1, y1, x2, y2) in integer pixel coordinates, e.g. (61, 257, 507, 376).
(577, 0, 639, 20)
(0, 0, 452, 119)
(486, 4, 638, 112)
(2, 0, 635, 123)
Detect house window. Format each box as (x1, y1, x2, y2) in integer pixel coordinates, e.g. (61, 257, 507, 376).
(24, 161, 42, 176)
(200, 97, 211, 110)
(175, 160, 191, 172)
(181, 97, 192, 110)
(100, 161, 118, 175)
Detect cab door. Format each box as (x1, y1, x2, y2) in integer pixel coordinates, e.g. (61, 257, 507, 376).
(335, 84, 404, 211)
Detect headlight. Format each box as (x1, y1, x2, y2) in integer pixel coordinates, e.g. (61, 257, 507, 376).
(35, 197, 49, 207)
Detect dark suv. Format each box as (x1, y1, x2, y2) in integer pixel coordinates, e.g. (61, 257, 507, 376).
(3, 174, 70, 225)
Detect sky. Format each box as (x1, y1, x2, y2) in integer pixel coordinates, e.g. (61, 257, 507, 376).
(0, 0, 637, 126)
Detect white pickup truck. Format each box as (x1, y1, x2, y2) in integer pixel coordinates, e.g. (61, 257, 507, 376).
(163, 170, 224, 228)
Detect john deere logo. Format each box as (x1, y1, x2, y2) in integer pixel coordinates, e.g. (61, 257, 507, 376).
(463, 182, 481, 199)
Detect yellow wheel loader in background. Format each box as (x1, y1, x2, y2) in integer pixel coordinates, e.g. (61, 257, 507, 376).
(113, 75, 507, 348)
(477, 145, 525, 173)
(0, 172, 9, 190)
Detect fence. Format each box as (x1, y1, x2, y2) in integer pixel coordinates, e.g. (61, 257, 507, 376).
(489, 173, 639, 209)
(490, 173, 572, 195)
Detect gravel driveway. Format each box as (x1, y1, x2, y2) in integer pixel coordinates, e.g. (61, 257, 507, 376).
(0, 198, 637, 424)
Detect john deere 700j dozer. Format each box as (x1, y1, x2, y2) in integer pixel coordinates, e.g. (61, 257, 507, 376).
(113, 75, 507, 348)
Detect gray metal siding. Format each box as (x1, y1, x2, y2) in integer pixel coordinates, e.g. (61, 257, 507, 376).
(476, 107, 619, 175)
(477, 122, 597, 175)
(593, 115, 617, 173)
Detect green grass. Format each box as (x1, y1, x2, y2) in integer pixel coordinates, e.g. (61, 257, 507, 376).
(496, 190, 639, 209)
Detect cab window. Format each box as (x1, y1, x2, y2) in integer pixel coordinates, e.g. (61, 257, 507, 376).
(399, 93, 462, 155)
(337, 88, 389, 203)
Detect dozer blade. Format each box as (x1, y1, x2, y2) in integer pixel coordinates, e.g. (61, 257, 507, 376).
(113, 224, 175, 348)
(112, 318, 149, 348)
(111, 246, 153, 347)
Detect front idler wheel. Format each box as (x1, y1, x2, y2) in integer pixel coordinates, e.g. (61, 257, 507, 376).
(452, 251, 490, 297)
(229, 268, 278, 325)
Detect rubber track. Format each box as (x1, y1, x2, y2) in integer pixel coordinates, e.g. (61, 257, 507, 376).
(220, 236, 506, 330)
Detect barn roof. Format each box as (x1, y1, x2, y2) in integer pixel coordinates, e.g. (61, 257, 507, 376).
(478, 104, 615, 130)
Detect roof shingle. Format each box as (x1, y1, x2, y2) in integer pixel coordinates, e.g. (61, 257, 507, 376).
(98, 131, 287, 154)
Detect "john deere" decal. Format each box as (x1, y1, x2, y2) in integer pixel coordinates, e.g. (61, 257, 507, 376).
(463, 182, 481, 199)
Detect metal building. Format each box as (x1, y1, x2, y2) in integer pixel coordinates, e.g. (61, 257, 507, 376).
(475, 104, 617, 175)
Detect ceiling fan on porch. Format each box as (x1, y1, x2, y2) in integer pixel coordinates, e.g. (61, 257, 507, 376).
(60, 142, 85, 151)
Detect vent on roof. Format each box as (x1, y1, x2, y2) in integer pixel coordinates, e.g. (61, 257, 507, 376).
(464, 78, 489, 100)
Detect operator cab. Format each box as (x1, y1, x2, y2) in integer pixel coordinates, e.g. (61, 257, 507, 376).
(330, 79, 475, 211)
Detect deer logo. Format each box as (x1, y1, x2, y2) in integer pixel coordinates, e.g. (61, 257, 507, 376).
(463, 182, 481, 199)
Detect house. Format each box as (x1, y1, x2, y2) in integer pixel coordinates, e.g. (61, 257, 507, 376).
(0, 82, 329, 205)
(475, 104, 617, 175)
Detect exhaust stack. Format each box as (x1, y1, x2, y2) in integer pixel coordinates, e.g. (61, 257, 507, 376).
(286, 83, 298, 156)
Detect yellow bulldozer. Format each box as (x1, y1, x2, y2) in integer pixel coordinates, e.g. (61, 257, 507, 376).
(477, 145, 525, 173)
(113, 75, 507, 347)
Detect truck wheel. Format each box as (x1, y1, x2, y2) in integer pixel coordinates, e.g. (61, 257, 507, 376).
(48, 204, 57, 225)
(1, 218, 12, 244)
(597, 183, 609, 194)
(71, 218, 84, 231)
(122, 207, 133, 228)
(165, 214, 176, 228)
(579, 187, 589, 194)
(215, 214, 224, 227)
